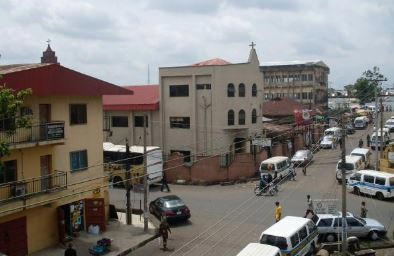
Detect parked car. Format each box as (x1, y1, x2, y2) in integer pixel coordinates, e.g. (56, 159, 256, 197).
(385, 119, 394, 132)
(149, 195, 191, 221)
(291, 150, 313, 167)
(320, 136, 335, 149)
(348, 170, 394, 200)
(346, 123, 355, 134)
(311, 212, 387, 242)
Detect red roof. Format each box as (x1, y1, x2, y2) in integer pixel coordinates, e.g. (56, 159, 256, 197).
(0, 63, 132, 96)
(262, 97, 305, 117)
(103, 84, 159, 111)
(192, 58, 231, 66)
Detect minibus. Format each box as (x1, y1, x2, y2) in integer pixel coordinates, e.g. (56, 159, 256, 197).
(348, 170, 394, 200)
(259, 157, 292, 180)
(259, 216, 318, 256)
(236, 243, 282, 256)
(335, 155, 363, 183)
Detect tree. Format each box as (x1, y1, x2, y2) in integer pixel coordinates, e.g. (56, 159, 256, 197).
(354, 66, 386, 104)
(0, 85, 32, 159)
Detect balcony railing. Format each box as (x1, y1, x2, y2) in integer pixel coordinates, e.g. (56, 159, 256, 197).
(0, 171, 67, 203)
(0, 121, 65, 146)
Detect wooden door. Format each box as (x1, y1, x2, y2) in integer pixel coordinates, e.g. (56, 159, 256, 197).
(57, 207, 66, 244)
(0, 217, 28, 256)
(85, 198, 106, 232)
(39, 104, 51, 140)
(40, 155, 52, 191)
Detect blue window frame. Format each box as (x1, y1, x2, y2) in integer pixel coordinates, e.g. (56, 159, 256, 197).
(70, 150, 88, 171)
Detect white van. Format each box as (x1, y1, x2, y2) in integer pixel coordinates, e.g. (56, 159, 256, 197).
(335, 155, 363, 182)
(259, 216, 318, 256)
(371, 131, 389, 150)
(236, 243, 281, 256)
(324, 127, 342, 140)
(348, 170, 394, 200)
(259, 156, 292, 179)
(350, 148, 371, 169)
(354, 116, 367, 129)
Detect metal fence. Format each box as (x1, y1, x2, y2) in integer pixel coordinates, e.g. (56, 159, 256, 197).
(0, 171, 67, 203)
(0, 121, 65, 146)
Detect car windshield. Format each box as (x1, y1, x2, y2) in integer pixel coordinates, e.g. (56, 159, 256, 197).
(387, 122, 394, 126)
(260, 163, 275, 171)
(311, 214, 319, 224)
(260, 234, 288, 250)
(351, 153, 365, 162)
(355, 120, 363, 124)
(325, 131, 335, 136)
(337, 162, 354, 170)
(164, 199, 185, 208)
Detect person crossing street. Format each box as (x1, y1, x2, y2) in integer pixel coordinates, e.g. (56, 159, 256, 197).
(304, 195, 315, 218)
(275, 201, 282, 223)
(159, 217, 171, 251)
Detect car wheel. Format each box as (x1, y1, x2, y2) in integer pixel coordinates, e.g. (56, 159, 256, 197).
(369, 231, 379, 241)
(376, 192, 385, 200)
(353, 187, 360, 195)
(325, 233, 337, 242)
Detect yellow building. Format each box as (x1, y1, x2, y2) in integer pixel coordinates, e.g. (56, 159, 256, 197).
(0, 45, 132, 255)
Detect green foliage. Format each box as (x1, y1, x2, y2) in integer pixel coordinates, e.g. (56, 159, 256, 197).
(354, 66, 386, 104)
(0, 84, 32, 157)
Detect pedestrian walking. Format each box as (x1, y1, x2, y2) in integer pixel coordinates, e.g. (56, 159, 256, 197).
(161, 172, 170, 192)
(367, 134, 371, 147)
(64, 243, 77, 256)
(338, 137, 342, 148)
(359, 138, 364, 148)
(275, 201, 282, 222)
(304, 195, 315, 218)
(302, 165, 306, 176)
(360, 201, 368, 218)
(159, 217, 171, 251)
(290, 166, 296, 181)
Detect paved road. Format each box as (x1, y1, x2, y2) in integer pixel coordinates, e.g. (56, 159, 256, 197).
(110, 118, 394, 256)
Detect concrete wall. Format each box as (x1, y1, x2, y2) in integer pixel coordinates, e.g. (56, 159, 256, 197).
(104, 109, 161, 146)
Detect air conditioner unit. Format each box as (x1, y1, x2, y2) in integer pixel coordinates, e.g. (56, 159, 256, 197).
(12, 183, 26, 198)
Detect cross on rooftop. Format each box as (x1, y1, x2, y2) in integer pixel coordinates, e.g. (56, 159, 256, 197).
(249, 41, 256, 49)
(46, 39, 51, 44)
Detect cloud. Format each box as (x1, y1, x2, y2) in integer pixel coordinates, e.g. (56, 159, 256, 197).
(0, 0, 393, 88)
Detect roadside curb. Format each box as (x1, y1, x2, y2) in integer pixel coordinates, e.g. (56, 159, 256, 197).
(116, 234, 160, 256)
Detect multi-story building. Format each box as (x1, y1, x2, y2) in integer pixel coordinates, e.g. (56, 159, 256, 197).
(260, 61, 330, 109)
(159, 47, 263, 163)
(103, 84, 160, 146)
(0, 45, 131, 255)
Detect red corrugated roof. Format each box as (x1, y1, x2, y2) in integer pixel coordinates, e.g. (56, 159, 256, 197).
(0, 63, 132, 96)
(192, 58, 231, 66)
(103, 84, 159, 111)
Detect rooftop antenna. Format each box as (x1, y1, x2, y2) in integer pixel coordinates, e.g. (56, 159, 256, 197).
(147, 64, 150, 84)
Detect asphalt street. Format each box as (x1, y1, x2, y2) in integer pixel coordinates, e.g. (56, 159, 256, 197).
(110, 116, 394, 256)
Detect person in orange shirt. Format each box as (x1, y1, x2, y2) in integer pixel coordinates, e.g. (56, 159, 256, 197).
(275, 201, 282, 223)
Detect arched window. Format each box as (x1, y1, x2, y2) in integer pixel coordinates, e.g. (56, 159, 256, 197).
(227, 83, 235, 97)
(252, 83, 257, 97)
(239, 83, 245, 97)
(238, 110, 245, 125)
(252, 109, 257, 124)
(228, 110, 234, 126)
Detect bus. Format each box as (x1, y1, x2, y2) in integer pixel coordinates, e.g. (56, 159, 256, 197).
(103, 142, 163, 187)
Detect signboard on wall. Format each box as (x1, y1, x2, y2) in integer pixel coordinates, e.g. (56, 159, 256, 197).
(46, 122, 65, 140)
(313, 199, 339, 214)
(252, 138, 271, 147)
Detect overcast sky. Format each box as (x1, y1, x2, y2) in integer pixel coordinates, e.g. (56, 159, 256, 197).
(0, 0, 393, 88)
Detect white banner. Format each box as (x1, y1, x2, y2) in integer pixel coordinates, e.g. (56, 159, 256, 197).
(313, 199, 339, 214)
(252, 138, 271, 147)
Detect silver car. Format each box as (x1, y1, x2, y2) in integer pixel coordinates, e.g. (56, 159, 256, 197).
(320, 136, 335, 149)
(291, 149, 313, 167)
(311, 212, 386, 242)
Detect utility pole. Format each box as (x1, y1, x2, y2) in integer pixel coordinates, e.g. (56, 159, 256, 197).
(340, 114, 347, 255)
(125, 139, 132, 225)
(375, 87, 379, 171)
(380, 98, 384, 159)
(143, 115, 148, 232)
(201, 96, 211, 154)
